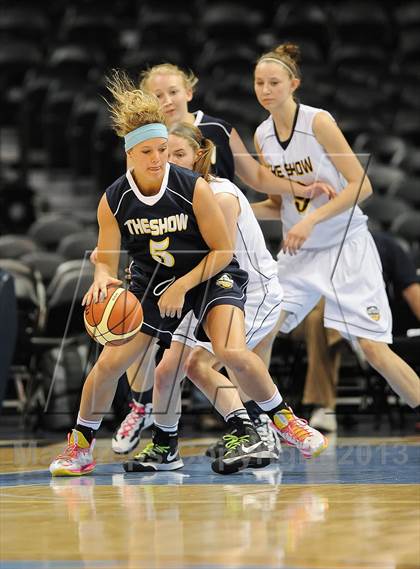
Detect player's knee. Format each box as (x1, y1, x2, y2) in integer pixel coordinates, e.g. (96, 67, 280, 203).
(359, 338, 388, 368)
(154, 359, 177, 391)
(185, 351, 209, 385)
(95, 356, 124, 382)
(213, 346, 251, 375)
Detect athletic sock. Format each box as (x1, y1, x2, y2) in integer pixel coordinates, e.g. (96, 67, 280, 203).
(224, 409, 254, 437)
(154, 421, 178, 434)
(75, 414, 101, 443)
(256, 390, 289, 421)
(153, 425, 178, 445)
(225, 408, 252, 425)
(132, 387, 153, 405)
(244, 400, 264, 423)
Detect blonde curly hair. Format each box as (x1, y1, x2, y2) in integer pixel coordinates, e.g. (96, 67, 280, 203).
(105, 69, 165, 136)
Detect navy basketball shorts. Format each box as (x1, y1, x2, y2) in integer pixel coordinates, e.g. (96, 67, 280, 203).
(130, 262, 248, 348)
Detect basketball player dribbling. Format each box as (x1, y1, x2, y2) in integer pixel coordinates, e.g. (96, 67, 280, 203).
(251, 43, 420, 409)
(124, 122, 286, 473)
(49, 71, 328, 477)
(112, 62, 336, 455)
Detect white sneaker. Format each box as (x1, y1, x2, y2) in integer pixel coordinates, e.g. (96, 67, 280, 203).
(112, 401, 154, 454)
(273, 407, 328, 459)
(254, 413, 283, 459)
(49, 430, 96, 477)
(309, 407, 337, 433)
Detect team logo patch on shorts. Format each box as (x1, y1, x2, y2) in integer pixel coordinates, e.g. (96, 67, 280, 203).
(367, 306, 380, 321)
(216, 274, 234, 289)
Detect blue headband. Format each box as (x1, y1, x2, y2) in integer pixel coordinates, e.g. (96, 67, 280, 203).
(124, 123, 168, 152)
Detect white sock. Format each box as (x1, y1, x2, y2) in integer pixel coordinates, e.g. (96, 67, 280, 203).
(154, 421, 178, 433)
(256, 390, 283, 412)
(225, 408, 251, 423)
(76, 413, 102, 431)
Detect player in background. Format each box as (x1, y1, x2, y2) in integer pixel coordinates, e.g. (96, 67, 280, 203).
(112, 62, 335, 454)
(124, 122, 328, 474)
(251, 43, 419, 409)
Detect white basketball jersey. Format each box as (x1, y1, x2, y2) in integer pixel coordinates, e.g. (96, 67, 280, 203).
(255, 104, 368, 249)
(210, 178, 279, 294)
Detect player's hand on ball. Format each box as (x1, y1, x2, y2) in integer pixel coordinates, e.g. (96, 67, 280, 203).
(158, 281, 186, 319)
(304, 182, 336, 200)
(283, 218, 315, 255)
(82, 276, 123, 306)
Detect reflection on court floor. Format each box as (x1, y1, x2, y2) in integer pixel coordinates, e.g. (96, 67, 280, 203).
(1, 438, 419, 569)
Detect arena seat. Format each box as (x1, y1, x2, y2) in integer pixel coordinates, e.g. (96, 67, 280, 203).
(56, 232, 98, 261)
(391, 177, 420, 208)
(273, 2, 331, 55)
(28, 213, 84, 250)
(0, 235, 39, 259)
(365, 164, 406, 195)
(361, 195, 410, 228)
(332, 1, 392, 47)
(353, 134, 408, 167)
(20, 251, 66, 286)
(200, 3, 264, 42)
(390, 211, 420, 244)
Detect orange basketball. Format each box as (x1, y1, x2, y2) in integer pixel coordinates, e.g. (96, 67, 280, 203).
(84, 285, 143, 346)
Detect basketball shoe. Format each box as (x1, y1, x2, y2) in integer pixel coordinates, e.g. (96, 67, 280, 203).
(254, 413, 283, 459)
(123, 427, 183, 472)
(273, 407, 328, 459)
(205, 413, 282, 460)
(112, 401, 154, 454)
(211, 417, 276, 475)
(49, 430, 96, 477)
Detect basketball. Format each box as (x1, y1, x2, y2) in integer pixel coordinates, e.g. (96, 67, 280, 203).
(84, 285, 143, 346)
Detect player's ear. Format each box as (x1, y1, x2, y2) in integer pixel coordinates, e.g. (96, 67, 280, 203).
(291, 78, 300, 94)
(186, 88, 193, 103)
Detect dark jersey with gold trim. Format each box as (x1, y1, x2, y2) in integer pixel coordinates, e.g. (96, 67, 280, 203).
(105, 164, 209, 283)
(194, 110, 234, 181)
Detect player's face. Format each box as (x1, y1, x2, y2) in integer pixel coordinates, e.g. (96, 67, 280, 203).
(254, 62, 298, 111)
(147, 74, 193, 125)
(168, 135, 196, 170)
(128, 138, 168, 186)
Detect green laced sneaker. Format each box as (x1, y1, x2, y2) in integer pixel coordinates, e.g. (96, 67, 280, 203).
(211, 419, 276, 475)
(123, 436, 183, 472)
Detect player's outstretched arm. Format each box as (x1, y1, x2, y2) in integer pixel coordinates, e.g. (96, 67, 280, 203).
(230, 128, 335, 200)
(82, 194, 122, 306)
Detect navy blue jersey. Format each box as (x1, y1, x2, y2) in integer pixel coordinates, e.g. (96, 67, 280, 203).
(193, 110, 235, 181)
(105, 163, 209, 283)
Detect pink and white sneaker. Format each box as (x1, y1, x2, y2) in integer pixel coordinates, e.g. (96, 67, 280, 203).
(273, 407, 328, 459)
(49, 430, 96, 476)
(112, 401, 154, 454)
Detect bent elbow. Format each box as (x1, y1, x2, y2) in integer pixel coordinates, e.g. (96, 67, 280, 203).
(359, 177, 373, 202)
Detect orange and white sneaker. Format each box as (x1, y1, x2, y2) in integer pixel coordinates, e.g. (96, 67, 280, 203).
(273, 407, 328, 459)
(49, 430, 96, 476)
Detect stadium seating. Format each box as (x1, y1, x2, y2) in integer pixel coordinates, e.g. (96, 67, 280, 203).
(1, 0, 419, 426)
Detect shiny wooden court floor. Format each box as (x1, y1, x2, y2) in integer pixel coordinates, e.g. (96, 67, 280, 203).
(1, 436, 419, 569)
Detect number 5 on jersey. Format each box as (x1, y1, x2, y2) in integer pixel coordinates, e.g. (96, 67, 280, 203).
(150, 237, 175, 267)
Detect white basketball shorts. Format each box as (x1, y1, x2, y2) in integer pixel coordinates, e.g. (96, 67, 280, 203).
(172, 277, 283, 352)
(277, 229, 392, 343)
